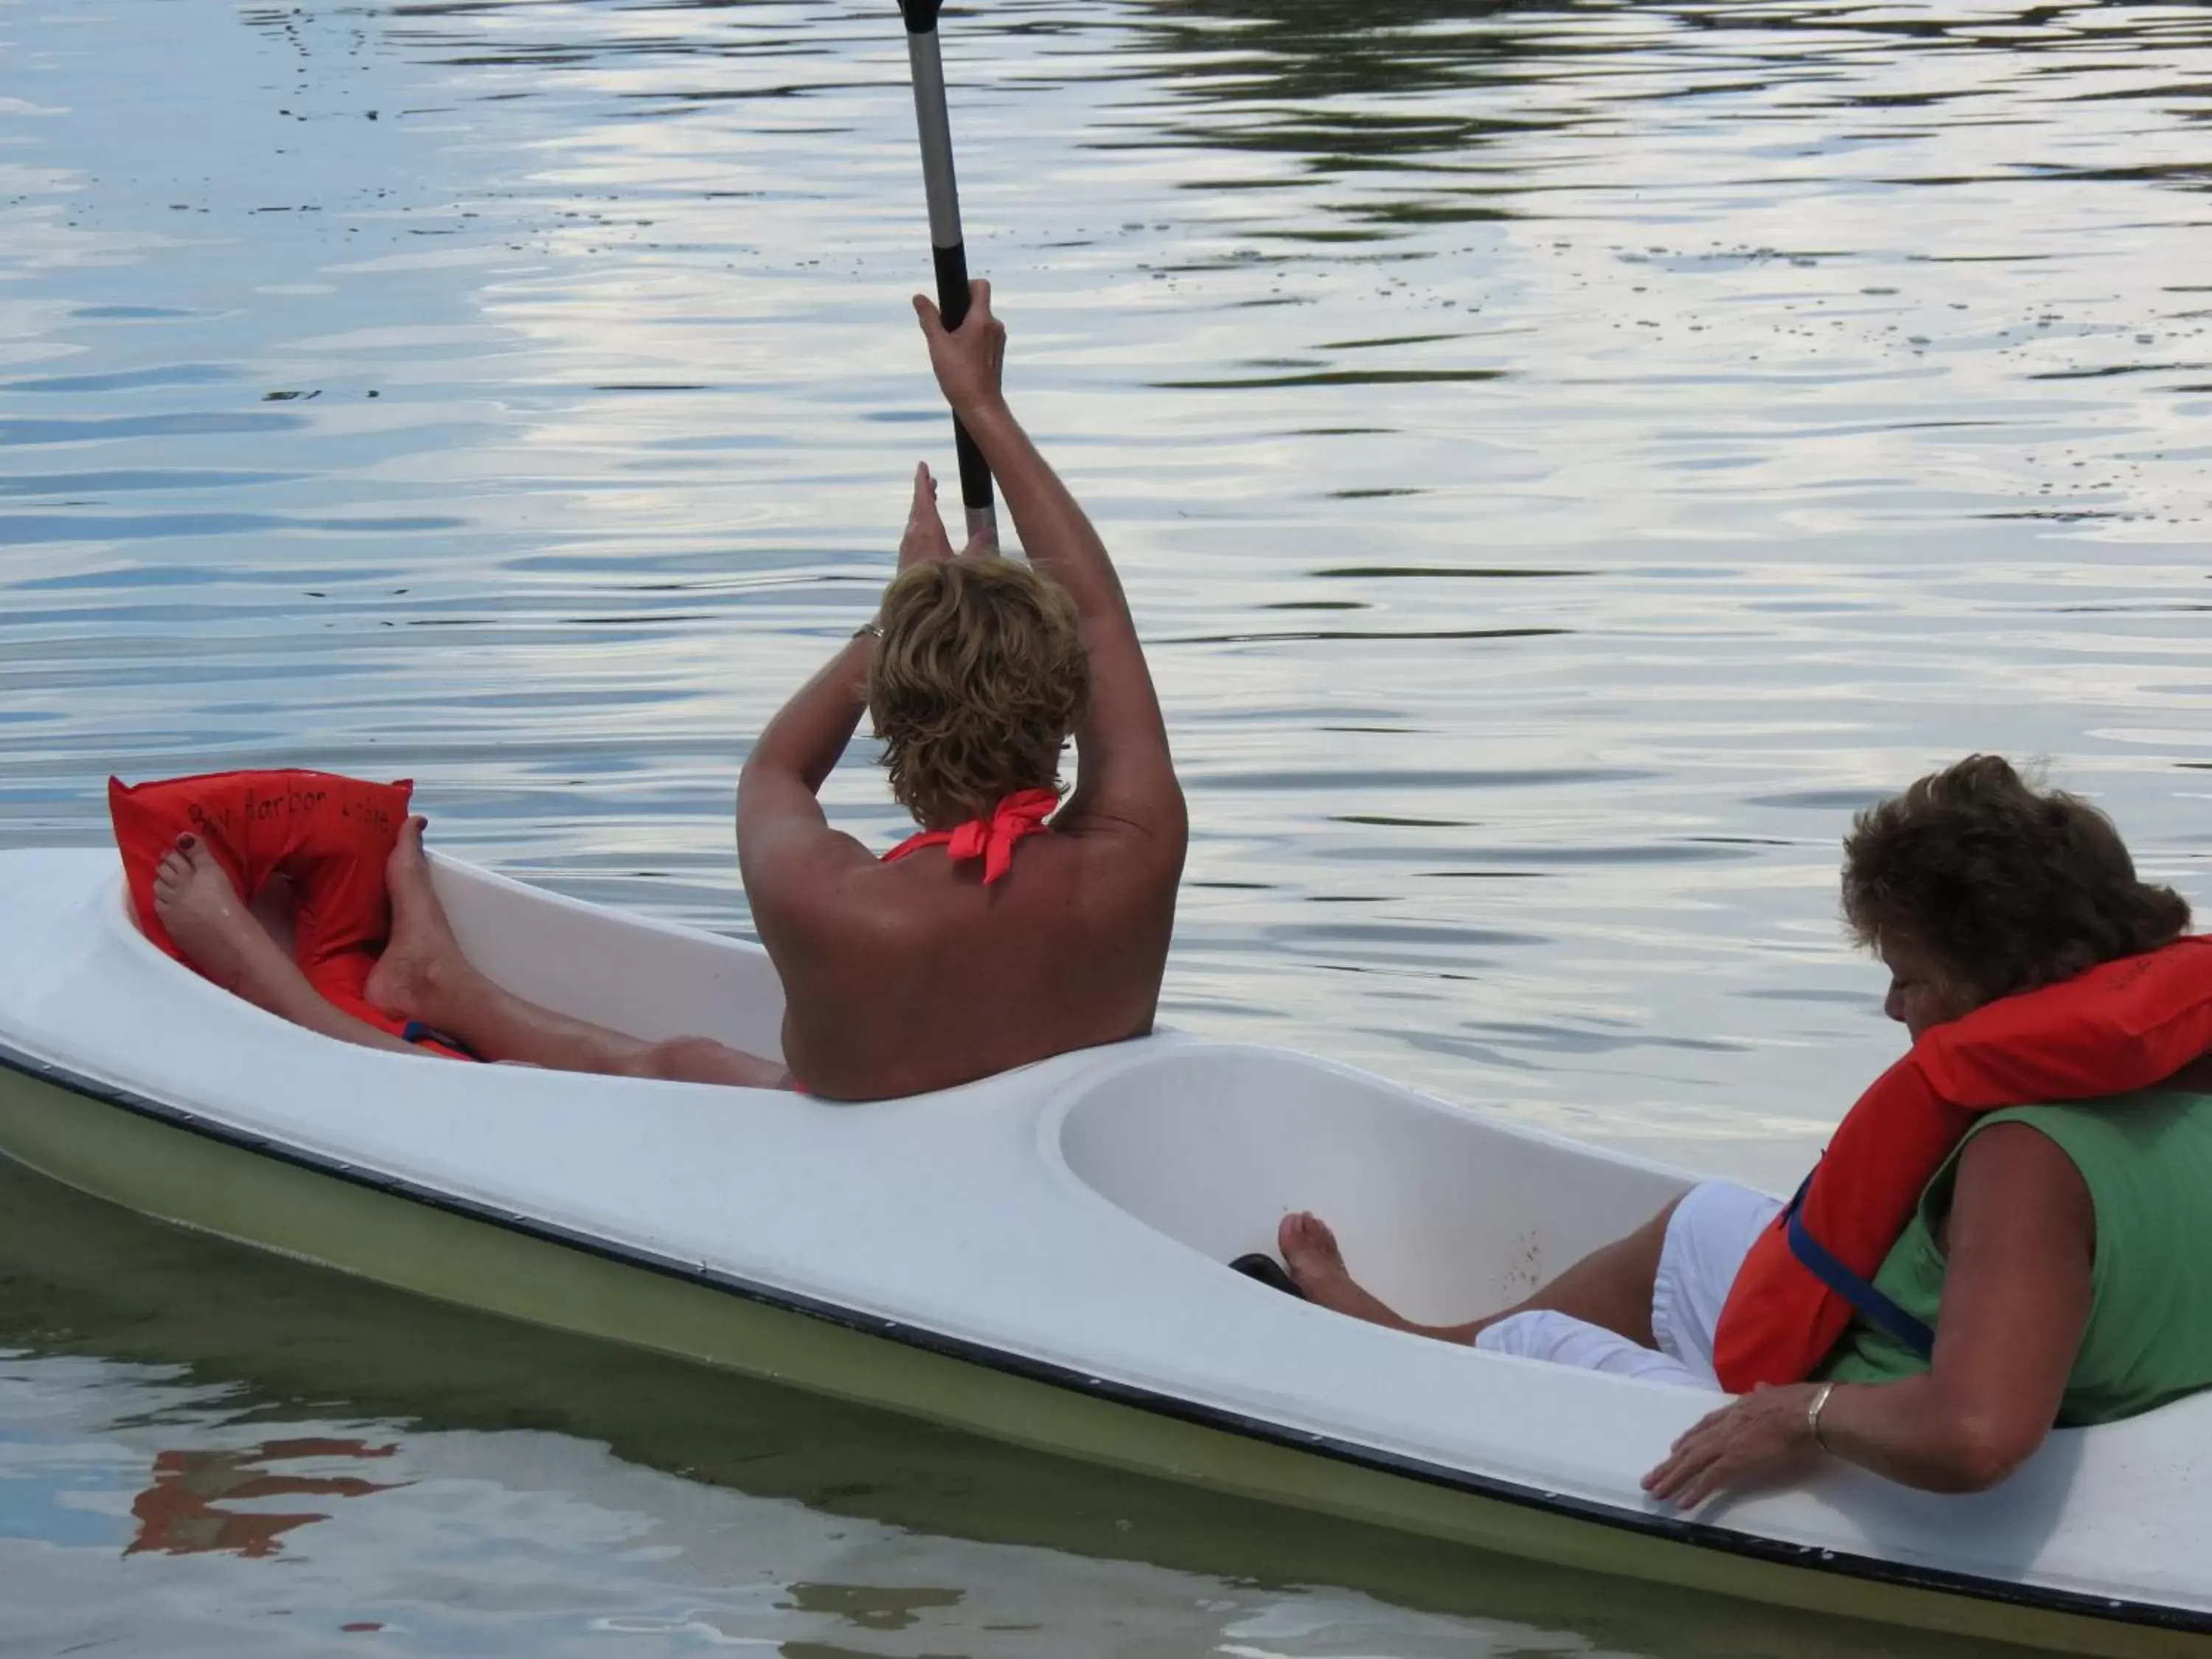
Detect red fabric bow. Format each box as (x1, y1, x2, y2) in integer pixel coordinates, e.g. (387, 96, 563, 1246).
(883, 787, 1060, 886)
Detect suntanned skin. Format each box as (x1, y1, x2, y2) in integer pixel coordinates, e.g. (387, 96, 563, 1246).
(149, 834, 419, 1057)
(152, 282, 1182, 1100)
(145, 821, 787, 1084)
(1645, 1119, 2096, 1502)
(735, 280, 1186, 1100)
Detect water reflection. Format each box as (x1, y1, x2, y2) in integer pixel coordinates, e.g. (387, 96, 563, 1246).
(127, 1439, 403, 1560)
(0, 1157, 2024, 1658)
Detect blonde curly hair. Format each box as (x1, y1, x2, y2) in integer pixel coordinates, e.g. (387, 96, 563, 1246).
(869, 557, 1089, 828)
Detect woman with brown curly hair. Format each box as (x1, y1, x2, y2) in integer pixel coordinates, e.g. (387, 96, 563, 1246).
(1270, 756, 2212, 1498)
(335, 281, 1185, 1098)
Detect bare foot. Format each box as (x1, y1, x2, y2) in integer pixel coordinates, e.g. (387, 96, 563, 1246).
(1279, 1211, 1414, 1331)
(145, 832, 422, 1056)
(153, 837, 284, 995)
(1279, 1211, 1359, 1307)
(364, 816, 469, 1022)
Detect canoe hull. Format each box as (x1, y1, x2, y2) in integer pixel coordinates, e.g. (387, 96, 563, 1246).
(1, 1051, 2196, 1659)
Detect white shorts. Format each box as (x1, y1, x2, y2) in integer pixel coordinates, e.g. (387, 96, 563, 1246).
(1473, 1180, 1784, 1391)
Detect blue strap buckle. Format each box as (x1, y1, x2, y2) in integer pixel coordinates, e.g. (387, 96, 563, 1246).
(401, 1019, 482, 1062)
(1782, 1175, 1936, 1360)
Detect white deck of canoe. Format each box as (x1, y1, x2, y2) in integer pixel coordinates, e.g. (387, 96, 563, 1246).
(1, 846, 2206, 1620)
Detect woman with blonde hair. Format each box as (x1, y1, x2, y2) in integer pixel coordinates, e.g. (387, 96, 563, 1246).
(148, 281, 1187, 1099)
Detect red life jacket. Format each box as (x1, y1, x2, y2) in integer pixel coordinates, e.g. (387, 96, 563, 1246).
(109, 770, 470, 1059)
(1712, 935, 2212, 1392)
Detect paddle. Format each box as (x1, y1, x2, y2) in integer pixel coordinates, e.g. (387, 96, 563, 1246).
(897, 0, 998, 548)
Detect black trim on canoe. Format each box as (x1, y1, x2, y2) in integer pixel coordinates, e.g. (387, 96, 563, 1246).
(0, 1037, 2199, 1638)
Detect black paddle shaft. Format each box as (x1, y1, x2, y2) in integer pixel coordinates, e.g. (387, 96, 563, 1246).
(898, 0, 997, 544)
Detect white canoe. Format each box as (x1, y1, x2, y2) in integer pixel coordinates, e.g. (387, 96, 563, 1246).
(0, 846, 2205, 1656)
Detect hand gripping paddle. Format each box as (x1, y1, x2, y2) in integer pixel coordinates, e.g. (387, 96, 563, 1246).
(897, 0, 998, 549)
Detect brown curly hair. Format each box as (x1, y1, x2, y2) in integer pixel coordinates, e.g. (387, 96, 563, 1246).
(1841, 754, 2191, 1003)
(868, 557, 1089, 829)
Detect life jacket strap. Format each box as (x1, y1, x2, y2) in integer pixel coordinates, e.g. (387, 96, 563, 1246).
(401, 1020, 483, 1062)
(1781, 1175, 1937, 1360)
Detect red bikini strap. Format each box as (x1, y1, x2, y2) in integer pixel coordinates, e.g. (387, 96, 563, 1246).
(883, 788, 1060, 886)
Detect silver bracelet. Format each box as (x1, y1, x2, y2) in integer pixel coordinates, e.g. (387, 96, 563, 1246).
(1806, 1380, 1837, 1453)
(853, 620, 883, 641)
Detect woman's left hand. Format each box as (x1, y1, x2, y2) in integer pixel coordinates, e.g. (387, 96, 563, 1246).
(1642, 1382, 1824, 1508)
(897, 462, 995, 574)
(897, 463, 956, 571)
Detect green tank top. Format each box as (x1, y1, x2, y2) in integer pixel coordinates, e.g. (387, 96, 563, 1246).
(1823, 1088, 2212, 1425)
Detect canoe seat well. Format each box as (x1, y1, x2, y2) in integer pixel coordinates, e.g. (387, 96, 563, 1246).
(425, 858, 789, 1059)
(113, 853, 793, 1065)
(1050, 1045, 1694, 1329)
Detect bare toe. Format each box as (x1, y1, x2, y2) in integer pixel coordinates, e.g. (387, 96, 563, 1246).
(179, 834, 223, 878)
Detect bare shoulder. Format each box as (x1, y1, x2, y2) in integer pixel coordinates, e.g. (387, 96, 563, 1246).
(742, 827, 911, 960)
(1051, 789, 1188, 877)
(1959, 1119, 2084, 1185)
(754, 848, 919, 936)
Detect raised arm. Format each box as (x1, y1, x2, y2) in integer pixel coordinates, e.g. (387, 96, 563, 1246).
(1645, 1123, 2091, 1503)
(914, 282, 1184, 844)
(736, 467, 962, 902)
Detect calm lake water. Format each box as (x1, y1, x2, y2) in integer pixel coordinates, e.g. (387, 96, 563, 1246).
(3, 0, 2209, 1651)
